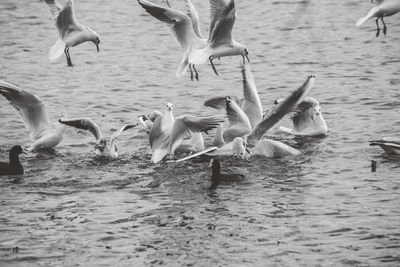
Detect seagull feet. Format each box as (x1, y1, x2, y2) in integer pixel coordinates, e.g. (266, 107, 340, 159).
(67, 58, 73, 67)
(375, 18, 380, 37)
(209, 57, 219, 76)
(189, 64, 199, 81)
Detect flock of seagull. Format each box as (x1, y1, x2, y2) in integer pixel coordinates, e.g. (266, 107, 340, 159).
(1, 0, 400, 176)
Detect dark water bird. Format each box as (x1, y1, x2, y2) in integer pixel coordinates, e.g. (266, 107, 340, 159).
(137, 0, 249, 81)
(209, 159, 245, 189)
(44, 0, 101, 67)
(356, 0, 400, 37)
(370, 138, 400, 155)
(0, 80, 67, 152)
(0, 146, 24, 175)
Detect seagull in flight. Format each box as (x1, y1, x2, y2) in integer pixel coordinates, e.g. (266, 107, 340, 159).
(137, 0, 249, 81)
(0, 80, 67, 152)
(44, 0, 101, 67)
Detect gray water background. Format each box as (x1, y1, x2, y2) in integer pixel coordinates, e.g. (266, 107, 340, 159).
(1, 0, 400, 266)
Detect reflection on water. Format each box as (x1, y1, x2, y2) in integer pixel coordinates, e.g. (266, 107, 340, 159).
(1, 0, 400, 265)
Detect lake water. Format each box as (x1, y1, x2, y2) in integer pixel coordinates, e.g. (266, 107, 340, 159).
(1, 0, 400, 266)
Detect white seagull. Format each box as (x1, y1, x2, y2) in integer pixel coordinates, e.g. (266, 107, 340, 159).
(370, 137, 400, 155)
(0, 80, 67, 152)
(137, 0, 249, 81)
(59, 117, 137, 158)
(279, 97, 328, 136)
(44, 0, 100, 67)
(148, 103, 224, 163)
(356, 0, 400, 37)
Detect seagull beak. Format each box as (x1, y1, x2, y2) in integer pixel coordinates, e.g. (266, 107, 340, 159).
(96, 43, 100, 53)
(245, 54, 250, 63)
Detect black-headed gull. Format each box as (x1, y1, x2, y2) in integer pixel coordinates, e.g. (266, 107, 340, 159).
(0, 80, 67, 152)
(59, 117, 137, 158)
(356, 0, 400, 37)
(0, 145, 24, 176)
(137, 0, 249, 81)
(44, 0, 100, 67)
(279, 97, 328, 136)
(370, 138, 400, 155)
(149, 103, 224, 163)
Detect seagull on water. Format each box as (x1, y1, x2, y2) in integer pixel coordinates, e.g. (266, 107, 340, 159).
(279, 97, 328, 136)
(137, 0, 249, 81)
(44, 0, 100, 67)
(59, 117, 137, 158)
(204, 62, 314, 148)
(0, 80, 67, 152)
(149, 103, 224, 163)
(370, 137, 400, 155)
(356, 0, 400, 37)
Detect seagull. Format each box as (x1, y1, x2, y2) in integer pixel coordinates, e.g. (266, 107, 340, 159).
(246, 75, 315, 147)
(0, 145, 25, 175)
(149, 103, 224, 163)
(356, 0, 400, 37)
(137, 0, 249, 81)
(138, 110, 163, 133)
(0, 80, 67, 152)
(59, 117, 137, 158)
(44, 0, 100, 67)
(279, 97, 328, 136)
(203, 62, 315, 146)
(370, 137, 400, 155)
(223, 96, 252, 142)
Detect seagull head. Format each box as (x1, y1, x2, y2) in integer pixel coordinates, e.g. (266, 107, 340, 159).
(94, 138, 107, 152)
(314, 105, 322, 116)
(240, 45, 250, 63)
(88, 29, 101, 52)
(166, 103, 174, 111)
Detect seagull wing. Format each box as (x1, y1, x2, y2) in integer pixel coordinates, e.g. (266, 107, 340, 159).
(185, 0, 203, 38)
(110, 123, 138, 148)
(204, 95, 241, 109)
(247, 75, 315, 146)
(59, 117, 102, 141)
(241, 62, 263, 129)
(0, 80, 53, 141)
(250, 139, 300, 158)
(223, 97, 252, 142)
(45, 0, 80, 37)
(209, 0, 236, 47)
(149, 116, 170, 163)
(169, 115, 224, 154)
(138, 0, 203, 53)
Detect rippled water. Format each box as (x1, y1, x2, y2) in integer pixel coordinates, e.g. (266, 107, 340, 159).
(1, 0, 400, 266)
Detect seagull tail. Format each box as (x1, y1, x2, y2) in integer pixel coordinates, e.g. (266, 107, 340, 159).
(49, 38, 66, 62)
(176, 57, 189, 78)
(356, 6, 380, 26)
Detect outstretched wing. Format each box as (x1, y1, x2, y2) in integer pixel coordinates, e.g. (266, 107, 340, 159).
(204, 95, 242, 109)
(241, 61, 263, 129)
(44, 0, 80, 38)
(169, 115, 224, 154)
(223, 97, 252, 142)
(209, 0, 236, 47)
(110, 123, 138, 148)
(138, 0, 203, 53)
(185, 0, 203, 38)
(247, 75, 315, 146)
(0, 80, 52, 141)
(59, 117, 102, 141)
(251, 139, 300, 158)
